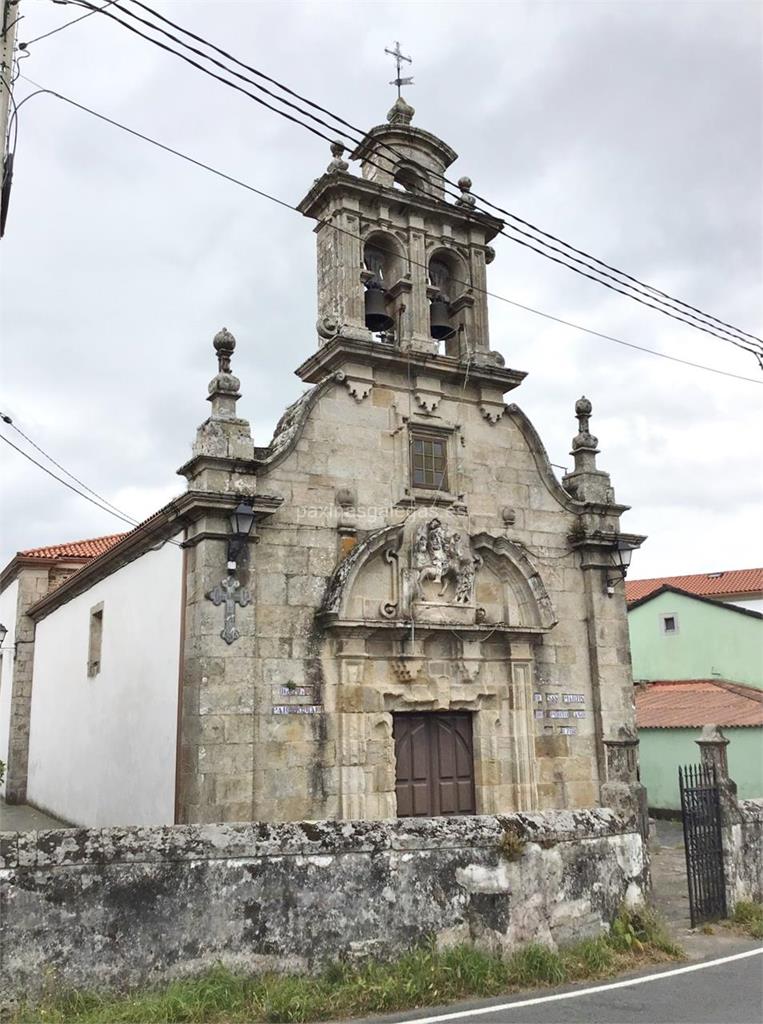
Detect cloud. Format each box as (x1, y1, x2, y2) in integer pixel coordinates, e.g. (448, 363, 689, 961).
(1, 0, 761, 579)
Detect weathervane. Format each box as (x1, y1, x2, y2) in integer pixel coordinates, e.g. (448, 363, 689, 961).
(385, 41, 413, 98)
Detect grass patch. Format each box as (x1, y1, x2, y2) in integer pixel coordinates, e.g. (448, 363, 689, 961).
(728, 900, 763, 939)
(12, 908, 683, 1024)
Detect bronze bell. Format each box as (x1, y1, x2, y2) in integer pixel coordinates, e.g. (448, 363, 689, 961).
(429, 298, 453, 340)
(364, 287, 394, 333)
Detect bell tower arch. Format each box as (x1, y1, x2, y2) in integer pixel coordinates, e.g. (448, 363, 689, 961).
(297, 98, 504, 362)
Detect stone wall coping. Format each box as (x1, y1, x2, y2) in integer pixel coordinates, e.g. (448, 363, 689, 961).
(0, 809, 633, 870)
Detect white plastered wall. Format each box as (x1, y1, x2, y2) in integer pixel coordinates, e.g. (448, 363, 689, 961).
(27, 538, 183, 826)
(0, 578, 19, 797)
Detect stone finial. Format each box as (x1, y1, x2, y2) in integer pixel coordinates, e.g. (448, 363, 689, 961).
(456, 176, 476, 209)
(213, 327, 236, 373)
(570, 395, 600, 471)
(179, 327, 255, 491)
(327, 140, 349, 174)
(572, 396, 598, 452)
(563, 395, 616, 504)
(387, 95, 415, 125)
(209, 327, 241, 400)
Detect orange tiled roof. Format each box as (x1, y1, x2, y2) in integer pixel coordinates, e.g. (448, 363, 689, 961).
(19, 534, 127, 560)
(626, 568, 763, 604)
(636, 680, 763, 729)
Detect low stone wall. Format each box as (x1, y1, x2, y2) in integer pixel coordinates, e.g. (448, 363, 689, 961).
(0, 810, 645, 1001)
(726, 799, 763, 907)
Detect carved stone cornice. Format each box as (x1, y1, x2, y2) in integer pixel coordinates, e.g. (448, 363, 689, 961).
(297, 173, 504, 243)
(413, 373, 442, 414)
(570, 530, 647, 571)
(319, 617, 549, 637)
(337, 368, 374, 403)
(295, 336, 526, 391)
(27, 489, 283, 622)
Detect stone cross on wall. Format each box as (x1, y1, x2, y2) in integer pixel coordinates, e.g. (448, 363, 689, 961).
(206, 575, 251, 645)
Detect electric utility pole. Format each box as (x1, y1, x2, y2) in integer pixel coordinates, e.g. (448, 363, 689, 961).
(0, 0, 19, 236)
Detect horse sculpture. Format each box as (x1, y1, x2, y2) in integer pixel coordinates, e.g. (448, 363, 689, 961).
(412, 518, 476, 604)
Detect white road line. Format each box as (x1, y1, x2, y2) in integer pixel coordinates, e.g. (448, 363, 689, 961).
(397, 946, 763, 1024)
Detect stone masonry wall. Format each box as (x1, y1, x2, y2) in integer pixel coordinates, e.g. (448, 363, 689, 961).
(227, 376, 635, 823)
(4, 567, 50, 804)
(0, 811, 645, 1002)
(725, 799, 763, 908)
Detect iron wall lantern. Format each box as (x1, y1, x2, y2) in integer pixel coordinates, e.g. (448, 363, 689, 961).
(605, 539, 635, 597)
(227, 500, 256, 571)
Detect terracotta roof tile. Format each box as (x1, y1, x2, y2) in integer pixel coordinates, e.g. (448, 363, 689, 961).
(19, 534, 127, 560)
(636, 680, 763, 729)
(626, 568, 763, 604)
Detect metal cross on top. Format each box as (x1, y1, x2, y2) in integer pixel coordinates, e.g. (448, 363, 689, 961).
(385, 41, 413, 97)
(206, 575, 251, 645)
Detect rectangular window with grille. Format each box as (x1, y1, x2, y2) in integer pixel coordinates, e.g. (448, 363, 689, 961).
(410, 431, 448, 491)
(661, 613, 679, 635)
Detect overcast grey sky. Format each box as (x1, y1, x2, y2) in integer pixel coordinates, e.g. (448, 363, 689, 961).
(1, 0, 761, 578)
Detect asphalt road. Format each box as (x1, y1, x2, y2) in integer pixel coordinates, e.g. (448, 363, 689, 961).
(364, 946, 763, 1024)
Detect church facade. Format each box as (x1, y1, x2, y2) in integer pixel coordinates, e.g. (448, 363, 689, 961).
(1, 99, 644, 827)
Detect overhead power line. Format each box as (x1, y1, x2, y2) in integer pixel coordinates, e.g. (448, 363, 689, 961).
(0, 412, 187, 544)
(0, 431, 139, 528)
(19, 0, 118, 48)
(104, 0, 763, 350)
(1, 408, 138, 522)
(15, 75, 763, 387)
(49, 0, 762, 360)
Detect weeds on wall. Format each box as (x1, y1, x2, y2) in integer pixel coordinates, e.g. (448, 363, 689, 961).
(13, 907, 684, 1024)
(497, 822, 527, 861)
(727, 901, 763, 939)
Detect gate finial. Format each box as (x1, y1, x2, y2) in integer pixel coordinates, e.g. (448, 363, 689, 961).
(696, 723, 730, 780)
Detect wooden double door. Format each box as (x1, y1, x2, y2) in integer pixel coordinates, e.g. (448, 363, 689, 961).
(393, 712, 476, 817)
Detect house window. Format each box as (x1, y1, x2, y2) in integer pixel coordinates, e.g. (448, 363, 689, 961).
(410, 430, 448, 491)
(661, 613, 678, 635)
(88, 603, 104, 677)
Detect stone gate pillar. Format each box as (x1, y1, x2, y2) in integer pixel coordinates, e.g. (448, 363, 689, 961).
(695, 724, 745, 913)
(602, 724, 648, 841)
(696, 724, 733, 787)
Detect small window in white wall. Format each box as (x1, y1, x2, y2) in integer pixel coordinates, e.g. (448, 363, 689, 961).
(87, 603, 104, 677)
(661, 613, 679, 635)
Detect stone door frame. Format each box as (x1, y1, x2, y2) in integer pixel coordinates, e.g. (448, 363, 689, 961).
(393, 710, 476, 817)
(324, 625, 541, 820)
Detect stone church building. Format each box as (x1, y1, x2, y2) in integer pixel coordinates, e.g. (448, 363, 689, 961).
(0, 99, 644, 827)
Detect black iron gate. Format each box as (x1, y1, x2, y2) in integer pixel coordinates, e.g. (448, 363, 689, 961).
(678, 763, 727, 927)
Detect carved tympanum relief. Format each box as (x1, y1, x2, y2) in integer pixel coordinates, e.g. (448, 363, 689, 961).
(410, 517, 477, 605)
(319, 510, 558, 632)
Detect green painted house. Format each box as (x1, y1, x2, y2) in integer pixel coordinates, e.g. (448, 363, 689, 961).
(627, 584, 763, 811)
